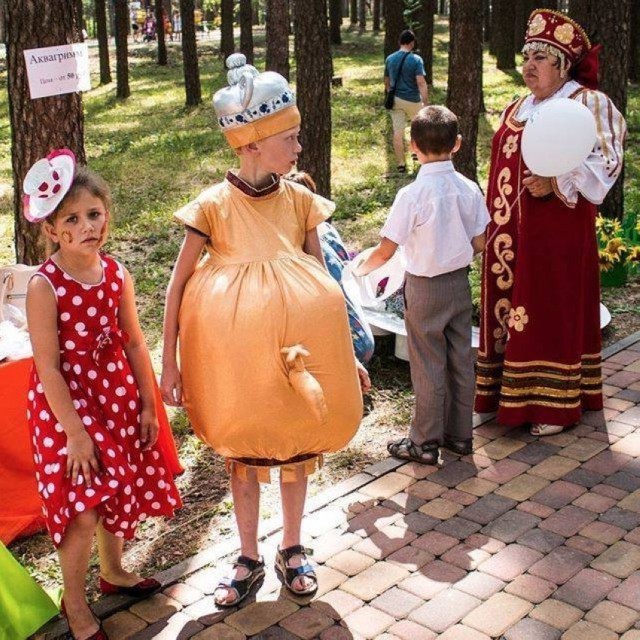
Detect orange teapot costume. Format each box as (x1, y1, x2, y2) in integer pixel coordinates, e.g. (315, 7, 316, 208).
(174, 55, 363, 481)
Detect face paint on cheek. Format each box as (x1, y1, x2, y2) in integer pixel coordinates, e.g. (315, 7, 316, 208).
(98, 219, 109, 244)
(61, 231, 73, 245)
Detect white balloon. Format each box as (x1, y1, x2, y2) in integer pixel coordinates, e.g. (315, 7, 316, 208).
(521, 98, 597, 177)
(343, 246, 406, 308)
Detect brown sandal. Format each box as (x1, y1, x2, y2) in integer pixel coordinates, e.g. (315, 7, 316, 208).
(387, 438, 439, 465)
(275, 545, 318, 595)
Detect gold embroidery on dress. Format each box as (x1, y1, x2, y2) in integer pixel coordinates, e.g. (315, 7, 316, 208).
(492, 168, 512, 225)
(492, 298, 511, 354)
(491, 233, 515, 291)
(500, 399, 581, 409)
(507, 305, 529, 332)
(502, 134, 518, 159)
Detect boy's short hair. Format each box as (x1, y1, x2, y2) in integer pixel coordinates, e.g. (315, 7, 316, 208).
(411, 105, 458, 156)
(399, 29, 416, 45)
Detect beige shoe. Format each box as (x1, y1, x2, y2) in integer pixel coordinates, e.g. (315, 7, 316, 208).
(530, 423, 564, 437)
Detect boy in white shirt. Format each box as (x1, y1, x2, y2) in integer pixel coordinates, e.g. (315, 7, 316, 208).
(355, 105, 489, 464)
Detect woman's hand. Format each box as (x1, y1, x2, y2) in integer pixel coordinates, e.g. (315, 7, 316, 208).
(66, 430, 100, 487)
(160, 363, 183, 407)
(140, 408, 159, 450)
(522, 171, 553, 198)
(356, 359, 371, 394)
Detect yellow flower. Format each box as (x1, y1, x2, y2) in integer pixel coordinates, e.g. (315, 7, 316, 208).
(627, 247, 640, 263)
(502, 135, 518, 159)
(605, 238, 627, 260)
(507, 306, 529, 332)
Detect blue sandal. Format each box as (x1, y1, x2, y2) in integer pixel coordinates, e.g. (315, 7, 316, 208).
(275, 545, 318, 595)
(214, 555, 265, 607)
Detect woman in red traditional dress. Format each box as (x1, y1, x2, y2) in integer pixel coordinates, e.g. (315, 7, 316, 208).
(475, 9, 626, 436)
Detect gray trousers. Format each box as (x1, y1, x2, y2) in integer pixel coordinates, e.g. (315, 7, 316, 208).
(404, 268, 475, 446)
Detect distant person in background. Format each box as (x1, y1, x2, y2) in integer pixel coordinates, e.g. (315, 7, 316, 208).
(384, 29, 429, 173)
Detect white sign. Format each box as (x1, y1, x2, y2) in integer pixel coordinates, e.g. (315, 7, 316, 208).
(23, 43, 91, 100)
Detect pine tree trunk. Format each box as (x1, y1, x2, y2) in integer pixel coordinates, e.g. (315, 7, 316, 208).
(514, 0, 536, 51)
(592, 1, 629, 221)
(114, 0, 130, 98)
(483, 0, 491, 43)
(373, 0, 381, 32)
(155, 0, 168, 65)
(447, 0, 483, 182)
(294, 0, 332, 197)
(493, 0, 516, 70)
(329, 0, 342, 43)
(180, 0, 202, 105)
(629, 0, 640, 83)
(266, 0, 289, 79)
(416, 0, 435, 84)
(0, 1, 5, 43)
(568, 0, 596, 36)
(350, 0, 357, 25)
(240, 0, 254, 63)
(95, 0, 111, 84)
(358, 0, 366, 32)
(221, 0, 235, 60)
(5, 1, 85, 264)
(75, 0, 84, 33)
(384, 0, 405, 59)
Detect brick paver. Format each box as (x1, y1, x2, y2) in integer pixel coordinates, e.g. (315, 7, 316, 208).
(43, 339, 640, 639)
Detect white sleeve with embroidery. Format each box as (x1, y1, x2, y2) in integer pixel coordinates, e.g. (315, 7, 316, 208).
(553, 90, 627, 207)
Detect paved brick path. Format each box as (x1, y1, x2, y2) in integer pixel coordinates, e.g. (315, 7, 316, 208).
(45, 337, 640, 639)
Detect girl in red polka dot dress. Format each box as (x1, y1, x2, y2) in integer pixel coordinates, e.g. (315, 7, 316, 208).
(23, 150, 181, 640)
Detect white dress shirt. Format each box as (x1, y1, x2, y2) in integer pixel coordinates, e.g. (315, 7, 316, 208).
(381, 161, 490, 278)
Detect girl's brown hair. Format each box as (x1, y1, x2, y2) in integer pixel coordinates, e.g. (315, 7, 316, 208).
(49, 167, 112, 220)
(43, 167, 112, 255)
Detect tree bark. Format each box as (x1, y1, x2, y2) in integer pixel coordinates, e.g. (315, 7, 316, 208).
(416, 0, 435, 84)
(629, 0, 640, 83)
(384, 0, 405, 60)
(74, 0, 84, 33)
(240, 0, 254, 63)
(95, 0, 111, 84)
(180, 0, 202, 105)
(447, 0, 483, 182)
(329, 0, 342, 43)
(568, 0, 595, 35)
(514, 0, 536, 51)
(155, 0, 168, 65)
(294, 0, 332, 197)
(493, 0, 516, 70)
(483, 0, 490, 44)
(266, 0, 289, 79)
(373, 0, 381, 32)
(350, 0, 357, 26)
(5, 1, 85, 264)
(221, 0, 235, 60)
(358, 0, 367, 32)
(590, 1, 629, 220)
(114, 0, 130, 98)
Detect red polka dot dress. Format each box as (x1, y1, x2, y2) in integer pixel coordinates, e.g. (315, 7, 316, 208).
(28, 254, 181, 547)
